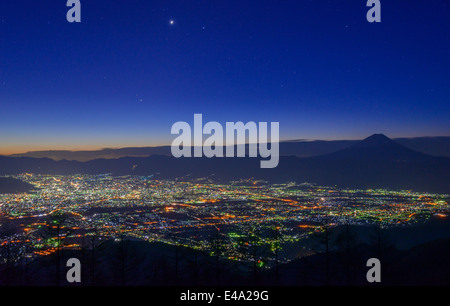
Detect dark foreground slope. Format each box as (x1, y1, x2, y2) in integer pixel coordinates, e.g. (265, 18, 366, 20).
(269, 237, 450, 286)
(0, 177, 35, 194)
(2, 235, 449, 286)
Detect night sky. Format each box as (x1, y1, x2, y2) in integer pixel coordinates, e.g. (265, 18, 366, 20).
(0, 0, 449, 154)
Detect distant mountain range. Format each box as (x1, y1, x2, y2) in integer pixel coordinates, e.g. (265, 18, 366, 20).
(8, 136, 450, 161)
(1, 134, 449, 193)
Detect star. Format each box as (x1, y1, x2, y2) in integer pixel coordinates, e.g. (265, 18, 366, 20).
(169, 19, 175, 25)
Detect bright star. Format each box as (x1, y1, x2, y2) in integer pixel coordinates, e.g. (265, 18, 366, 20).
(169, 20, 175, 25)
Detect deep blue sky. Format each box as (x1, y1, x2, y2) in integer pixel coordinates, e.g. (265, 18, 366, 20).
(0, 0, 449, 153)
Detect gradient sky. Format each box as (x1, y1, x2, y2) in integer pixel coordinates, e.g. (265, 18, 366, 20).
(0, 0, 449, 154)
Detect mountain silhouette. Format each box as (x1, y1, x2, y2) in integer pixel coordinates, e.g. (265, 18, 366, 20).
(8, 136, 450, 161)
(0, 134, 449, 193)
(313, 134, 434, 162)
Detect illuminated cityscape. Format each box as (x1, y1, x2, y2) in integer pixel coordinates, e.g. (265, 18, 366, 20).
(1, 174, 448, 269)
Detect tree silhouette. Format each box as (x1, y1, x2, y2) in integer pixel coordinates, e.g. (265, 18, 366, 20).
(83, 225, 103, 285)
(369, 224, 394, 272)
(210, 228, 227, 285)
(118, 232, 127, 285)
(174, 242, 179, 284)
(236, 223, 262, 284)
(334, 219, 357, 285)
(269, 225, 282, 285)
(0, 217, 15, 285)
(108, 230, 146, 285)
(311, 217, 335, 285)
(40, 210, 71, 286)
